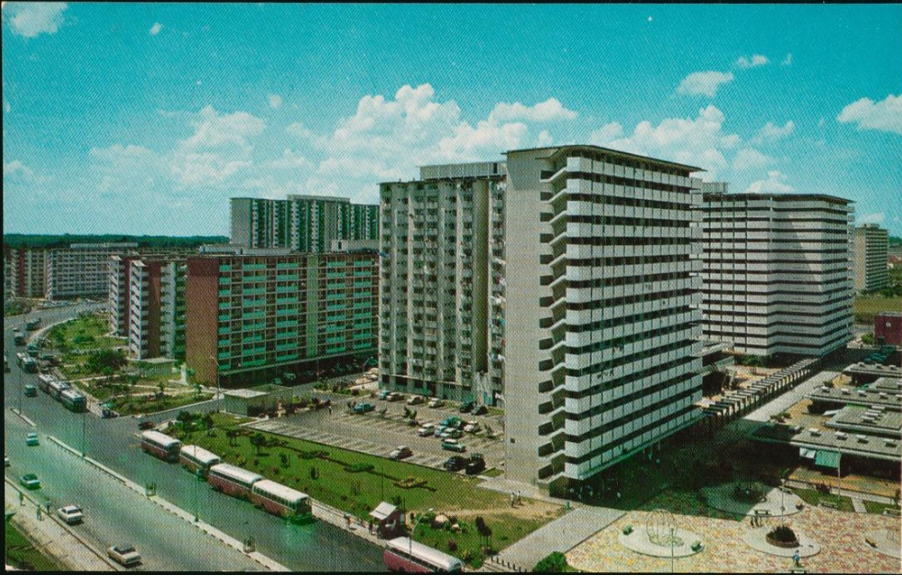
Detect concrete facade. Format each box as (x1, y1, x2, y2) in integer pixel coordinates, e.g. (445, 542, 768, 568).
(128, 258, 187, 360)
(46, 243, 138, 300)
(853, 224, 889, 293)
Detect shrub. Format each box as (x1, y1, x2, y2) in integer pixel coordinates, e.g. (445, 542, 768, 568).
(622, 524, 633, 535)
(767, 525, 798, 544)
(447, 539, 457, 552)
(691, 541, 703, 552)
(534, 552, 570, 574)
(346, 463, 375, 474)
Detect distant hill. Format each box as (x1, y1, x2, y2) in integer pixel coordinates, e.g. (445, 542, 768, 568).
(3, 234, 229, 250)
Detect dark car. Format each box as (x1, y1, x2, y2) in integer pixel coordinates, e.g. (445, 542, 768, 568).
(138, 420, 155, 430)
(459, 401, 475, 414)
(101, 407, 119, 419)
(472, 405, 489, 416)
(465, 454, 486, 475)
(443, 456, 467, 472)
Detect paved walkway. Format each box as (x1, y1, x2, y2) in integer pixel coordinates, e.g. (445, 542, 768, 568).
(5, 479, 119, 571)
(852, 497, 867, 514)
(744, 370, 838, 423)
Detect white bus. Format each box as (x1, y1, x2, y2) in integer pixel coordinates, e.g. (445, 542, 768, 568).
(384, 537, 463, 573)
(38, 374, 56, 394)
(250, 479, 312, 519)
(207, 463, 262, 499)
(47, 379, 71, 400)
(179, 445, 221, 477)
(140, 430, 182, 462)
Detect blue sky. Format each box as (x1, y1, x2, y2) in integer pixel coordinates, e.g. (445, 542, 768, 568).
(3, 3, 901, 236)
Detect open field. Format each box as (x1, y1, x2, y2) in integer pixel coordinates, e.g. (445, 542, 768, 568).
(854, 295, 902, 324)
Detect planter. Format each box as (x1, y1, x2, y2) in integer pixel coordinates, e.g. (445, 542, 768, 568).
(766, 527, 799, 549)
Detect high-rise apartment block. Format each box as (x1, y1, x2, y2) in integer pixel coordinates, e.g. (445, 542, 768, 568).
(128, 258, 188, 360)
(185, 248, 378, 386)
(701, 191, 854, 357)
(4, 248, 47, 299)
(853, 224, 889, 293)
(109, 253, 141, 337)
(230, 195, 379, 252)
(380, 146, 705, 487)
(46, 243, 138, 300)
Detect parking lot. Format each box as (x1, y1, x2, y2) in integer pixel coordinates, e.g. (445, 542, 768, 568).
(249, 396, 505, 473)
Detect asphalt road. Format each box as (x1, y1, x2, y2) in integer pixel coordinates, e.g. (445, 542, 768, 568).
(5, 304, 387, 572)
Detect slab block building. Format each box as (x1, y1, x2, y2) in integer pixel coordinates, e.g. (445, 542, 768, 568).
(853, 223, 889, 293)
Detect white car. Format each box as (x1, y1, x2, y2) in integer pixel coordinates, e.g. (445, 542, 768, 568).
(463, 423, 481, 434)
(417, 423, 435, 436)
(108, 544, 141, 567)
(57, 505, 84, 525)
(427, 398, 445, 408)
(4, 455, 9, 467)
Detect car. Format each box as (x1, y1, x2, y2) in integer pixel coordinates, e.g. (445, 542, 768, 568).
(440, 416, 462, 429)
(389, 446, 413, 460)
(25, 433, 39, 446)
(24, 384, 37, 397)
(386, 392, 404, 402)
(427, 398, 445, 409)
(108, 544, 142, 567)
(101, 407, 119, 419)
(440, 428, 463, 440)
(4, 455, 10, 467)
(354, 402, 376, 414)
(57, 505, 84, 525)
(433, 425, 448, 438)
(463, 422, 481, 434)
(459, 401, 476, 414)
(376, 390, 390, 401)
(441, 439, 466, 453)
(406, 395, 425, 406)
(417, 423, 435, 436)
(466, 454, 486, 475)
(443, 456, 467, 472)
(20, 473, 41, 490)
(138, 420, 156, 431)
(472, 405, 489, 416)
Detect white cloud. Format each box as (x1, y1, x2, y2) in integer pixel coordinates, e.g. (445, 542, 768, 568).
(676, 71, 734, 98)
(4, 159, 34, 179)
(752, 120, 795, 144)
(735, 54, 769, 69)
(489, 98, 577, 122)
(746, 170, 795, 193)
(268, 94, 282, 109)
(837, 94, 902, 136)
(536, 130, 553, 147)
(265, 148, 310, 169)
(781, 53, 793, 66)
(590, 105, 740, 179)
(860, 212, 886, 225)
(732, 147, 771, 170)
(149, 22, 163, 36)
(4, 2, 67, 37)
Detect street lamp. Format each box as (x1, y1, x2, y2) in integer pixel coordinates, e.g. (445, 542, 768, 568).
(208, 355, 222, 412)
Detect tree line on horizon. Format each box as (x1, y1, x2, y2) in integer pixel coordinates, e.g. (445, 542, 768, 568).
(3, 233, 229, 250)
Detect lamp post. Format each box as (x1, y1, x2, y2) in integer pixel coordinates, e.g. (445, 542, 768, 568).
(208, 355, 222, 412)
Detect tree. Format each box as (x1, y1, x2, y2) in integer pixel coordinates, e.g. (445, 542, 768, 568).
(85, 349, 127, 375)
(250, 432, 266, 455)
(534, 552, 570, 574)
(226, 429, 239, 447)
(475, 516, 492, 547)
(202, 413, 215, 431)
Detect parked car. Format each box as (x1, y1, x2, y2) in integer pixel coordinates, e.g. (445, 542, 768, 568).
(433, 425, 448, 438)
(459, 401, 475, 414)
(441, 439, 466, 453)
(472, 405, 489, 416)
(443, 456, 467, 472)
(354, 402, 376, 414)
(138, 420, 155, 431)
(440, 416, 462, 429)
(466, 454, 486, 475)
(417, 423, 435, 436)
(376, 390, 390, 401)
(427, 398, 445, 409)
(101, 407, 119, 419)
(57, 505, 84, 525)
(389, 446, 413, 460)
(463, 422, 481, 434)
(20, 473, 41, 490)
(25, 433, 39, 446)
(386, 392, 404, 402)
(108, 544, 141, 567)
(24, 384, 37, 397)
(5, 455, 10, 467)
(406, 395, 425, 406)
(440, 428, 463, 440)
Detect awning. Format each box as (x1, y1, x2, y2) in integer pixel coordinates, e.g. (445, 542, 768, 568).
(799, 448, 817, 459)
(815, 450, 842, 469)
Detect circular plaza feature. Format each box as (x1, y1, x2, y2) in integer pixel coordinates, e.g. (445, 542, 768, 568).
(700, 482, 803, 518)
(864, 528, 902, 559)
(618, 510, 704, 558)
(743, 526, 820, 558)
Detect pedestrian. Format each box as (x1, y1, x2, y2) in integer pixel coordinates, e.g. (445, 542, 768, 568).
(329, 405, 333, 417)
(510, 492, 515, 508)
(517, 490, 521, 505)
(792, 550, 800, 567)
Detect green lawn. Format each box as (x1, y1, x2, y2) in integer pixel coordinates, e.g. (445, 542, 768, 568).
(109, 392, 214, 415)
(854, 295, 902, 324)
(863, 499, 901, 516)
(792, 488, 855, 512)
(171, 422, 561, 567)
(47, 312, 125, 353)
(5, 521, 64, 571)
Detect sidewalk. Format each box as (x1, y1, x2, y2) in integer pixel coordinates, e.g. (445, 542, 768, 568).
(5, 479, 119, 572)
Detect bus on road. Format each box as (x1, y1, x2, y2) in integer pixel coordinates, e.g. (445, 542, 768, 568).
(38, 374, 56, 394)
(60, 389, 87, 412)
(250, 479, 312, 520)
(383, 537, 463, 574)
(21, 356, 38, 374)
(207, 463, 262, 499)
(47, 379, 71, 400)
(179, 445, 221, 477)
(140, 431, 182, 462)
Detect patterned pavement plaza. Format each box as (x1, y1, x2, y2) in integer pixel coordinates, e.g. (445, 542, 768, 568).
(566, 489, 902, 573)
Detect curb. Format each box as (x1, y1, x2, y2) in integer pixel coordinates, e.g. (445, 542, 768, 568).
(10, 409, 37, 427)
(46, 435, 289, 572)
(4, 477, 122, 571)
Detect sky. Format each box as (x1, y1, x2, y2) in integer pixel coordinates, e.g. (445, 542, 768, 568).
(3, 3, 902, 236)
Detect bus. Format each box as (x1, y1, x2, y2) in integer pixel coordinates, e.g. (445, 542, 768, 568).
(60, 389, 87, 413)
(179, 445, 221, 477)
(140, 431, 182, 462)
(207, 463, 262, 499)
(22, 356, 38, 374)
(384, 537, 463, 574)
(38, 374, 56, 394)
(47, 379, 71, 400)
(250, 479, 312, 520)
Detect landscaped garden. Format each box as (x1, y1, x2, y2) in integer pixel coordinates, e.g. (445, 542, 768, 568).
(5, 522, 63, 571)
(169, 417, 562, 568)
(46, 312, 127, 378)
(791, 487, 855, 512)
(79, 371, 213, 416)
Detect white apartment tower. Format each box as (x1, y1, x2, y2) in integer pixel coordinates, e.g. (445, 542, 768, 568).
(701, 190, 854, 357)
(381, 146, 705, 488)
(853, 224, 889, 293)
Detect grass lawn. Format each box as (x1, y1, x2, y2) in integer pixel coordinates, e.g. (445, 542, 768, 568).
(172, 422, 562, 567)
(854, 295, 902, 324)
(47, 312, 125, 353)
(792, 488, 855, 512)
(5, 521, 64, 571)
(109, 392, 214, 415)
(863, 499, 901, 516)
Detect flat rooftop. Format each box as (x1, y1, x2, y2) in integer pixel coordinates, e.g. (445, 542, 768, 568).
(868, 377, 902, 393)
(843, 362, 902, 379)
(825, 405, 902, 438)
(753, 423, 901, 462)
(808, 385, 902, 409)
